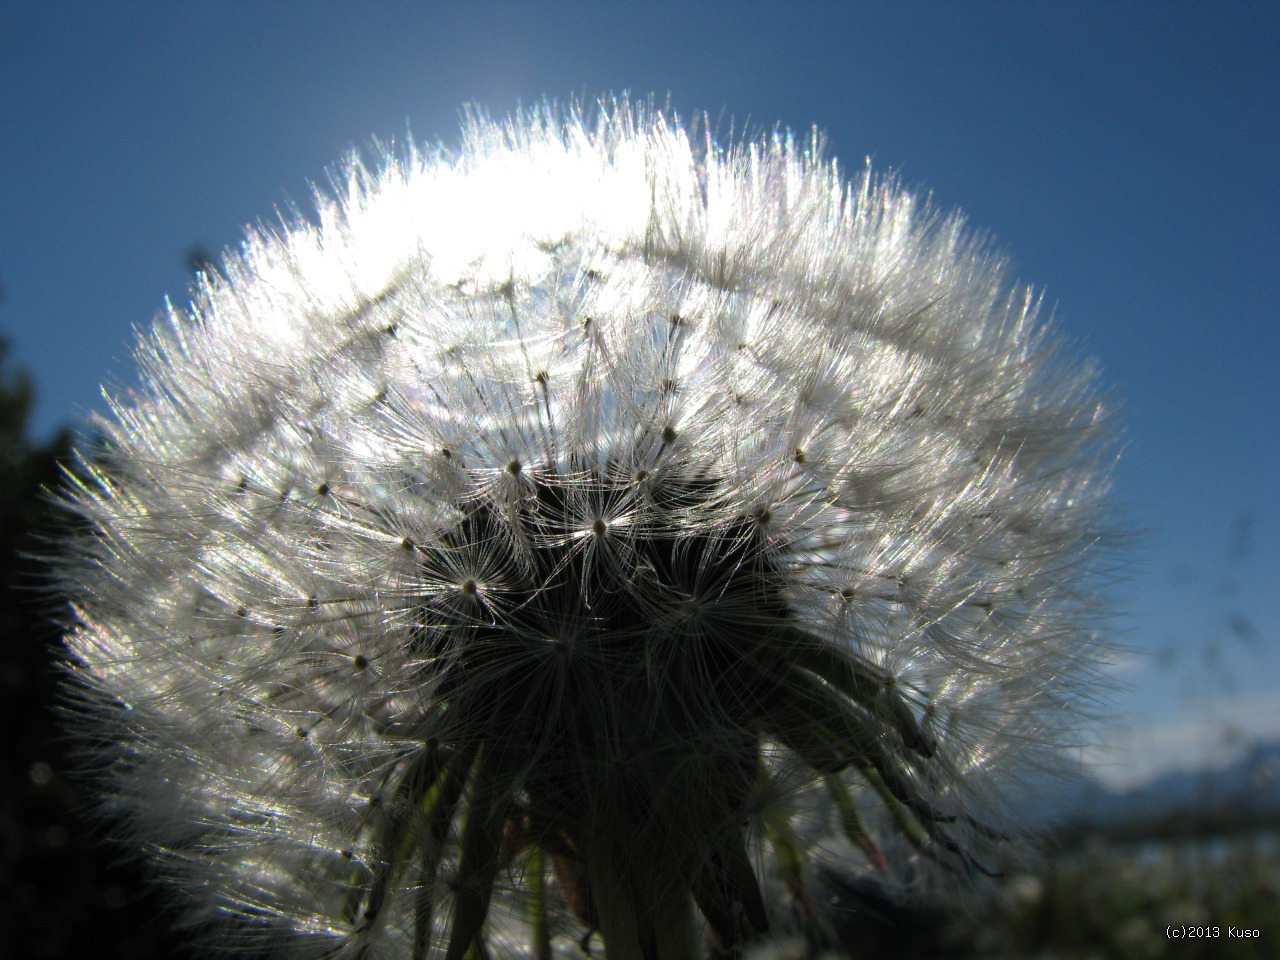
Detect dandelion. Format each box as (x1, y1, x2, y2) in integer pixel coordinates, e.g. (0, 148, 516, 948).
(58, 97, 1117, 960)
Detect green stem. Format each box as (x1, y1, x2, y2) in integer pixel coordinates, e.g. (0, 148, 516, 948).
(587, 837, 699, 960)
(526, 842, 551, 960)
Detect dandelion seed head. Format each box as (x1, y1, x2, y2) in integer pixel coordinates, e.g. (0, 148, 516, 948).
(58, 96, 1118, 959)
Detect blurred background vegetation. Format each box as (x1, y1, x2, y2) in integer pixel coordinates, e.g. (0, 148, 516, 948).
(1, 269, 1276, 957)
(0, 292, 190, 956)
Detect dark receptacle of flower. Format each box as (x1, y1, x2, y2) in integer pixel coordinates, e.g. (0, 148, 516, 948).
(56, 97, 1117, 960)
(344, 459, 969, 960)
(400, 466, 951, 958)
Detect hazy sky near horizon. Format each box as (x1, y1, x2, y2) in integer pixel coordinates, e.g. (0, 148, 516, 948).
(2, 1, 1276, 789)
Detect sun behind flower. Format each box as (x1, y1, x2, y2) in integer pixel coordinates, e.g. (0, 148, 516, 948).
(58, 97, 1117, 960)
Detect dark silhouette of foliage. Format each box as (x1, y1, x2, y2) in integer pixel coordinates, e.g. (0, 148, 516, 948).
(0, 334, 189, 959)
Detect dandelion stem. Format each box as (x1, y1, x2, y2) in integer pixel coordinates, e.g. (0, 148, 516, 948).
(445, 744, 514, 960)
(525, 842, 551, 960)
(824, 774, 886, 871)
(781, 626, 937, 758)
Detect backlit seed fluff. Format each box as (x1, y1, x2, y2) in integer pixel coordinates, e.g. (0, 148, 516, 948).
(59, 98, 1118, 960)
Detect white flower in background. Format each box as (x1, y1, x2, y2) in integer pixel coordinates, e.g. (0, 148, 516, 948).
(59, 98, 1117, 960)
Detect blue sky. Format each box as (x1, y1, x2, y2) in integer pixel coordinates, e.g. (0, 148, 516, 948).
(2, 1, 1276, 788)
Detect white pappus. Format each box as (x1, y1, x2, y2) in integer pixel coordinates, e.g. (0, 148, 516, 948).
(57, 97, 1119, 960)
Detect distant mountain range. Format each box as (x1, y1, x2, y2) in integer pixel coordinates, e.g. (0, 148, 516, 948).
(1018, 739, 1280, 833)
